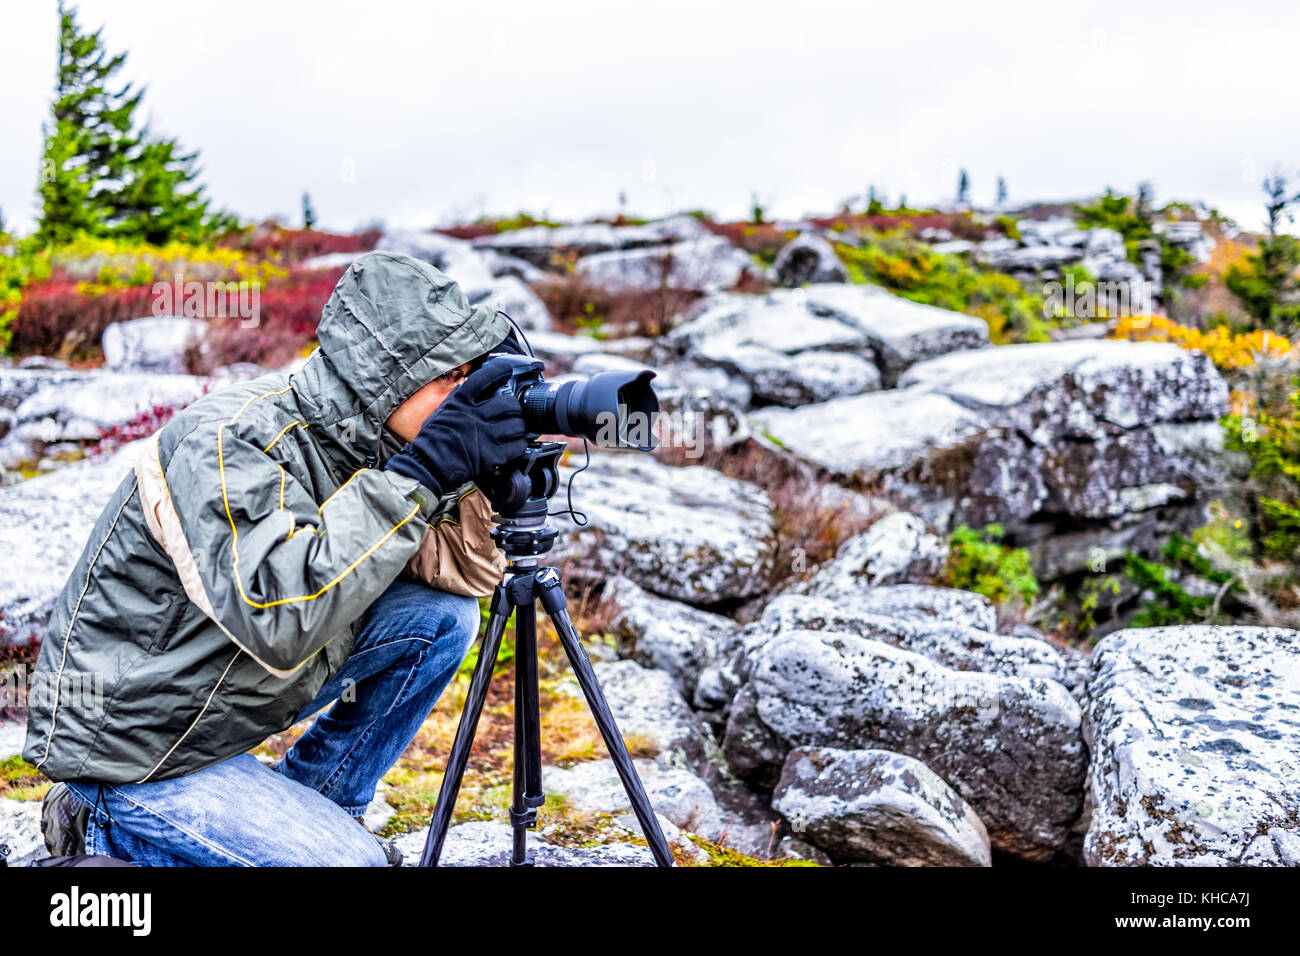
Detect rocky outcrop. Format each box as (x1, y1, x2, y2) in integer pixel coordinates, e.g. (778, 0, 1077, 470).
(1083, 625, 1300, 866)
(802, 512, 947, 590)
(721, 626, 1085, 860)
(393, 820, 658, 866)
(575, 235, 758, 294)
(772, 746, 992, 866)
(753, 340, 1230, 578)
(470, 216, 708, 269)
(554, 452, 776, 605)
(467, 275, 552, 331)
(771, 233, 848, 286)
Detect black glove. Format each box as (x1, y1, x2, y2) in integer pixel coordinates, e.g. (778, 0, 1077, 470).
(385, 357, 528, 498)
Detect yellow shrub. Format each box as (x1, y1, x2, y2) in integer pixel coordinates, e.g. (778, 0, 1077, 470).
(1112, 313, 1291, 369)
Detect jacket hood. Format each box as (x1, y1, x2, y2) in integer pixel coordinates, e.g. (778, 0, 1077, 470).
(290, 251, 512, 466)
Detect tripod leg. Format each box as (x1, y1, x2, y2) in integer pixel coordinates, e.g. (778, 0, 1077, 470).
(509, 589, 545, 865)
(419, 584, 511, 867)
(534, 568, 676, 867)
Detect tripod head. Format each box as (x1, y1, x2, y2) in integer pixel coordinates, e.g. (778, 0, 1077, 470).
(477, 440, 566, 567)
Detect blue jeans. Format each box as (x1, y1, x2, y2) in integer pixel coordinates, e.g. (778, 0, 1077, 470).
(65, 580, 481, 866)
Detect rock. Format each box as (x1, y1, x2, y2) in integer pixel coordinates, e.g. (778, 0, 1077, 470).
(542, 757, 726, 841)
(518, 329, 605, 370)
(753, 592, 1068, 684)
(299, 251, 366, 272)
(467, 275, 552, 331)
(722, 627, 1086, 860)
(773, 835, 832, 865)
(802, 283, 991, 383)
(102, 316, 206, 373)
(0, 797, 45, 867)
(1083, 625, 1300, 866)
(773, 746, 992, 866)
(471, 216, 708, 269)
(0, 441, 144, 645)
(553, 452, 776, 605)
(669, 292, 870, 356)
(897, 341, 1229, 444)
(601, 576, 740, 699)
(478, 249, 548, 284)
(16, 356, 68, 371)
(576, 236, 757, 294)
(394, 820, 657, 866)
(771, 233, 848, 286)
(696, 345, 880, 407)
(753, 340, 1230, 579)
(0, 720, 26, 760)
(555, 659, 716, 776)
(753, 387, 984, 482)
(6, 370, 206, 446)
(376, 229, 497, 294)
(803, 513, 947, 590)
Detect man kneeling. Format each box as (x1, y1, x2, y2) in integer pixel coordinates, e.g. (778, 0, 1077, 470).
(25, 251, 528, 866)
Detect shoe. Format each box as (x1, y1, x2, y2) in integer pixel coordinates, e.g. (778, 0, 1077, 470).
(41, 783, 90, 857)
(354, 815, 403, 867)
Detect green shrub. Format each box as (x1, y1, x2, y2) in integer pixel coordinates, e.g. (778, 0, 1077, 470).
(835, 232, 1050, 343)
(1123, 533, 1239, 627)
(942, 523, 1040, 607)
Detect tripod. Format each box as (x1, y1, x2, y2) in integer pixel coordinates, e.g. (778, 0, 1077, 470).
(418, 442, 675, 867)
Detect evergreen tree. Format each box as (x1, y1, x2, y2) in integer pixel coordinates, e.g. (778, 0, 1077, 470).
(303, 191, 316, 230)
(957, 169, 970, 205)
(36, 2, 229, 245)
(1226, 171, 1300, 332)
(996, 176, 1008, 207)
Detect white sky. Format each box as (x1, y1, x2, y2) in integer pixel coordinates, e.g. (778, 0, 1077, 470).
(2, 0, 1299, 236)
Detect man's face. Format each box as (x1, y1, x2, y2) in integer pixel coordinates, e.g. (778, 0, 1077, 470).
(384, 360, 472, 442)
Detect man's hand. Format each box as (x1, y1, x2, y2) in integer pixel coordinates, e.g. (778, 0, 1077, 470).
(385, 357, 528, 497)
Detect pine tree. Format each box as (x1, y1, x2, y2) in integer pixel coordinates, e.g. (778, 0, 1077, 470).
(1226, 171, 1300, 332)
(36, 2, 229, 245)
(957, 169, 970, 205)
(303, 191, 316, 230)
(996, 176, 1008, 207)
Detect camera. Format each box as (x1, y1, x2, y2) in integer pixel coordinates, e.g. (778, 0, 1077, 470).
(485, 353, 660, 452)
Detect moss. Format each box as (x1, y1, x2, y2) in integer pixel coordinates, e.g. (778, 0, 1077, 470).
(0, 754, 47, 801)
(684, 833, 823, 867)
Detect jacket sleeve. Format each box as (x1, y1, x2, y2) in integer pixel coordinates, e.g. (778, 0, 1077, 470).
(404, 487, 506, 598)
(138, 423, 434, 679)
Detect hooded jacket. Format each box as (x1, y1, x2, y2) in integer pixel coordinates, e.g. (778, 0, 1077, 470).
(23, 251, 512, 784)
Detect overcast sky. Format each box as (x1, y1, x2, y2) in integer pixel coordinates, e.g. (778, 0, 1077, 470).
(3, 0, 1299, 236)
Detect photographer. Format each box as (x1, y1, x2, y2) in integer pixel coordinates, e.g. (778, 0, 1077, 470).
(24, 251, 529, 866)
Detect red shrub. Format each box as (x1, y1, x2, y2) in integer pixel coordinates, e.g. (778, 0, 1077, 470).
(10, 281, 157, 360)
(220, 228, 381, 264)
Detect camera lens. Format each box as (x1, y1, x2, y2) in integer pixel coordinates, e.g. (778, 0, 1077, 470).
(519, 370, 658, 450)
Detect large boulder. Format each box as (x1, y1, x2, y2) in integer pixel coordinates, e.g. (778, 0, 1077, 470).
(753, 340, 1230, 578)
(802, 512, 947, 590)
(773, 746, 992, 866)
(0, 440, 144, 645)
(393, 820, 657, 866)
(575, 235, 757, 294)
(102, 316, 206, 373)
(696, 345, 880, 407)
(896, 341, 1229, 443)
(553, 453, 776, 605)
(3, 369, 206, 449)
(1083, 625, 1300, 866)
(771, 233, 848, 286)
(466, 275, 552, 331)
(721, 626, 1086, 861)
(803, 283, 991, 384)
(601, 575, 741, 699)
(543, 757, 726, 842)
